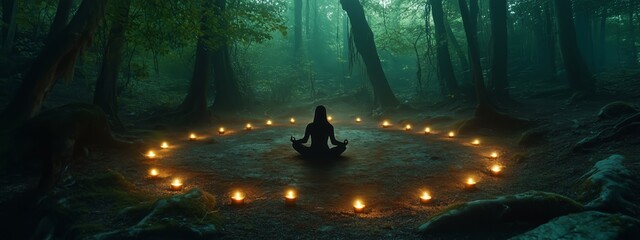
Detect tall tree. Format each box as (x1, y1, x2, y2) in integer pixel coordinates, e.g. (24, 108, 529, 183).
(340, 0, 399, 108)
(488, 0, 509, 99)
(431, 0, 459, 96)
(93, 0, 132, 128)
(46, 0, 74, 42)
(554, 0, 594, 94)
(0, 0, 108, 126)
(543, 2, 557, 80)
(1, 0, 17, 54)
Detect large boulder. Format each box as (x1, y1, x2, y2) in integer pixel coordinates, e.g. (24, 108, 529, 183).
(580, 154, 639, 216)
(418, 191, 583, 237)
(511, 211, 640, 240)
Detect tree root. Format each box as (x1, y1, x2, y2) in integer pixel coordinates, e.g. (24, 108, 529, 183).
(573, 113, 640, 151)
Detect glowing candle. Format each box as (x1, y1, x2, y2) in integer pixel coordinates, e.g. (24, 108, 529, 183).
(424, 127, 431, 134)
(465, 178, 477, 189)
(491, 165, 502, 176)
(189, 133, 197, 141)
(353, 199, 366, 213)
(448, 131, 455, 138)
(284, 190, 297, 207)
(356, 117, 361, 123)
(420, 191, 432, 204)
(161, 142, 169, 149)
(245, 123, 253, 130)
(327, 116, 333, 121)
(218, 127, 225, 135)
(405, 124, 412, 131)
(231, 191, 245, 206)
(472, 139, 480, 145)
(290, 118, 296, 124)
(382, 121, 390, 128)
(149, 168, 159, 177)
(170, 179, 183, 191)
(490, 151, 499, 159)
(146, 150, 156, 159)
(266, 120, 273, 126)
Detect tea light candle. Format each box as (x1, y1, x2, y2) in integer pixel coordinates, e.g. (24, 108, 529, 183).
(382, 121, 390, 128)
(472, 139, 480, 145)
(290, 118, 295, 124)
(149, 168, 159, 177)
(490, 151, 499, 159)
(245, 123, 253, 130)
(491, 165, 502, 176)
(405, 124, 412, 131)
(189, 133, 197, 141)
(424, 127, 431, 134)
(161, 142, 169, 149)
(327, 116, 333, 121)
(284, 190, 297, 207)
(218, 127, 225, 135)
(356, 117, 361, 123)
(353, 199, 365, 213)
(266, 120, 273, 126)
(146, 150, 156, 159)
(465, 178, 477, 189)
(170, 179, 183, 191)
(420, 191, 432, 204)
(231, 191, 245, 205)
(448, 131, 455, 138)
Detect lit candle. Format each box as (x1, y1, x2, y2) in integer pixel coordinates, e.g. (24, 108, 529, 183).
(218, 127, 225, 135)
(491, 165, 502, 176)
(284, 190, 297, 207)
(405, 124, 412, 131)
(149, 168, 159, 177)
(161, 142, 169, 149)
(490, 151, 499, 159)
(448, 131, 455, 138)
(472, 139, 480, 145)
(189, 133, 197, 141)
(356, 117, 361, 123)
(353, 199, 366, 213)
(266, 120, 273, 126)
(327, 116, 333, 121)
(420, 191, 432, 204)
(382, 121, 390, 128)
(245, 123, 253, 130)
(290, 118, 296, 124)
(465, 177, 477, 189)
(170, 178, 183, 191)
(424, 127, 431, 134)
(146, 150, 156, 159)
(231, 191, 245, 206)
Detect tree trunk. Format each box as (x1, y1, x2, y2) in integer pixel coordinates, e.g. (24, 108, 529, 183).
(1, 0, 107, 126)
(488, 0, 508, 99)
(93, 0, 131, 128)
(210, 0, 243, 112)
(431, 0, 459, 96)
(340, 0, 399, 108)
(1, 0, 17, 54)
(554, 0, 594, 94)
(574, 4, 595, 70)
(178, 39, 211, 122)
(294, 0, 302, 54)
(445, 20, 469, 82)
(543, 3, 557, 80)
(596, 7, 606, 71)
(46, 0, 74, 43)
(305, 0, 310, 40)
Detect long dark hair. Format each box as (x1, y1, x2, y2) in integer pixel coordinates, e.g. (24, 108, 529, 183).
(313, 105, 330, 125)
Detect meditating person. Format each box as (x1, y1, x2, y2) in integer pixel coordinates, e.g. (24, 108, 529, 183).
(290, 105, 348, 158)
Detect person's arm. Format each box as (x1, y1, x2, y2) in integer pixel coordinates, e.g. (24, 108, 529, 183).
(292, 124, 311, 143)
(329, 125, 347, 146)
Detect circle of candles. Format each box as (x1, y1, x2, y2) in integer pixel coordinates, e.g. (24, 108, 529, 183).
(472, 139, 480, 145)
(149, 168, 159, 177)
(161, 142, 169, 149)
(218, 127, 225, 135)
(448, 131, 456, 138)
(266, 120, 273, 126)
(146, 150, 157, 159)
(490, 151, 499, 159)
(465, 178, 477, 189)
(491, 165, 502, 176)
(382, 121, 390, 128)
(284, 190, 297, 207)
(290, 118, 296, 124)
(356, 117, 362, 123)
(327, 116, 333, 121)
(353, 200, 366, 213)
(424, 127, 431, 134)
(170, 179, 183, 191)
(189, 133, 197, 141)
(405, 124, 412, 131)
(420, 191, 432, 204)
(245, 123, 253, 130)
(231, 191, 245, 206)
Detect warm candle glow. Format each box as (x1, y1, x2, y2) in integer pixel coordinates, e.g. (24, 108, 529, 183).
(490, 152, 499, 159)
(290, 118, 295, 124)
(189, 133, 197, 140)
(491, 165, 502, 175)
(161, 142, 169, 149)
(424, 127, 431, 134)
(465, 178, 477, 189)
(356, 117, 361, 123)
(218, 127, 225, 135)
(405, 124, 412, 131)
(448, 131, 455, 138)
(245, 123, 252, 130)
(149, 168, 159, 177)
(266, 120, 273, 126)
(420, 191, 432, 204)
(353, 199, 365, 213)
(170, 178, 183, 191)
(146, 150, 156, 159)
(231, 191, 245, 205)
(382, 121, 390, 128)
(286, 190, 296, 199)
(327, 116, 333, 121)
(472, 139, 480, 145)
(284, 190, 297, 206)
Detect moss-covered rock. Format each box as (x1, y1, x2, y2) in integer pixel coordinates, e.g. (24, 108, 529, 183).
(580, 154, 639, 216)
(418, 191, 584, 236)
(511, 211, 640, 240)
(598, 102, 638, 120)
(95, 188, 222, 239)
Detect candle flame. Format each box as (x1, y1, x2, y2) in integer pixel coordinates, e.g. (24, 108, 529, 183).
(161, 142, 169, 149)
(189, 133, 197, 139)
(232, 191, 245, 200)
(356, 117, 361, 122)
(490, 152, 499, 158)
(466, 178, 476, 185)
(147, 150, 156, 158)
(405, 124, 412, 130)
(491, 165, 502, 173)
(266, 120, 273, 125)
(149, 168, 158, 176)
(290, 118, 295, 124)
(246, 123, 252, 129)
(171, 178, 182, 186)
(382, 121, 390, 127)
(420, 191, 432, 200)
(424, 127, 431, 133)
(448, 131, 455, 138)
(327, 116, 333, 121)
(286, 190, 296, 199)
(354, 199, 365, 209)
(472, 139, 480, 145)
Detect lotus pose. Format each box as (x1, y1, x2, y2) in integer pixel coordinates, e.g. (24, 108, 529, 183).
(291, 105, 348, 158)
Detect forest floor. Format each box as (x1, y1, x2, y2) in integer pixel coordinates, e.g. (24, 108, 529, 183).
(2, 71, 640, 239)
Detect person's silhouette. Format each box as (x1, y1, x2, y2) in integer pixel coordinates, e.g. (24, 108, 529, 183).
(291, 105, 348, 158)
